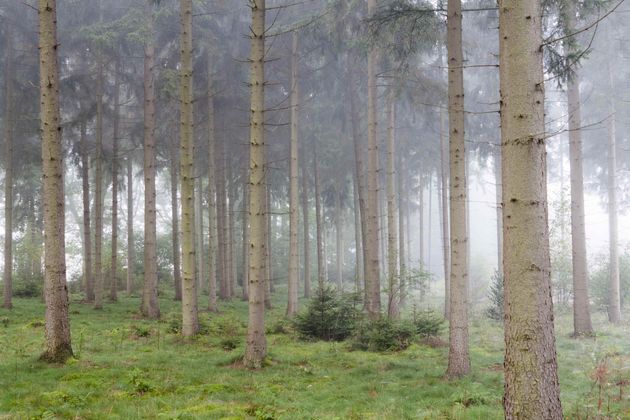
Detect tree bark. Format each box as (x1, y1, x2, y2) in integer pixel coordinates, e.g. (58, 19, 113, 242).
(170, 138, 182, 301)
(314, 144, 325, 290)
(141, 23, 160, 319)
(241, 178, 250, 301)
(195, 177, 204, 295)
(445, 0, 470, 378)
(301, 151, 311, 298)
(494, 148, 503, 277)
(439, 107, 450, 318)
(398, 152, 406, 308)
(264, 183, 273, 309)
(287, 30, 299, 316)
(335, 190, 343, 291)
(93, 34, 104, 310)
(244, 0, 267, 369)
(207, 48, 218, 311)
(216, 137, 229, 299)
(499, 0, 562, 416)
(385, 89, 399, 318)
(126, 157, 134, 295)
(38, 0, 73, 363)
(81, 120, 94, 301)
(3, 28, 14, 309)
(565, 4, 593, 336)
(365, 0, 381, 319)
(352, 166, 363, 296)
(110, 59, 121, 302)
(180, 0, 199, 337)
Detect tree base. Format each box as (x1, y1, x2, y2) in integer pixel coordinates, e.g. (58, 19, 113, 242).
(39, 345, 73, 364)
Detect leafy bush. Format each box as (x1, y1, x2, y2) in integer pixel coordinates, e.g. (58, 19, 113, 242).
(164, 312, 210, 335)
(294, 287, 362, 341)
(13, 281, 41, 298)
(485, 270, 504, 321)
(351, 318, 416, 352)
(412, 309, 444, 337)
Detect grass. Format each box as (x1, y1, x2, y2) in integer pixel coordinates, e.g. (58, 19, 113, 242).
(1, 292, 630, 419)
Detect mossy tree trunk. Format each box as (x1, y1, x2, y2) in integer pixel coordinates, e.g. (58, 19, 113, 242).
(38, 0, 73, 363)
(179, 0, 199, 337)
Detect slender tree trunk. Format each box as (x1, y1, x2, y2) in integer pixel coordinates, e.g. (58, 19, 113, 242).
(244, 0, 267, 369)
(445, 0, 470, 378)
(385, 89, 399, 318)
(365, 0, 381, 319)
(264, 184, 273, 308)
(241, 181, 250, 301)
(195, 177, 204, 295)
(419, 177, 424, 269)
(335, 190, 343, 291)
(207, 49, 218, 311)
(352, 167, 363, 296)
(93, 37, 104, 310)
(38, 0, 73, 362)
(314, 144, 325, 290)
(398, 153, 406, 308)
(301, 152, 311, 298)
(565, 5, 593, 336)
(499, 0, 562, 416)
(180, 0, 199, 337)
(171, 139, 182, 301)
(216, 138, 229, 299)
(228, 172, 237, 296)
(287, 30, 299, 316)
(81, 120, 94, 301)
(110, 59, 121, 302)
(126, 157, 134, 295)
(607, 59, 621, 324)
(3, 28, 14, 309)
(141, 27, 160, 319)
(350, 86, 368, 302)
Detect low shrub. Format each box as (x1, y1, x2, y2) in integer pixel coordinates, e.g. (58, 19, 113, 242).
(294, 287, 362, 341)
(485, 270, 504, 321)
(351, 318, 416, 352)
(413, 309, 444, 337)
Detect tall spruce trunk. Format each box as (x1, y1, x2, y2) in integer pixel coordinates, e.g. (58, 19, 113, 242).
(195, 177, 204, 294)
(141, 30, 160, 319)
(353, 168, 363, 295)
(207, 49, 219, 310)
(216, 137, 229, 299)
(228, 173, 237, 297)
(565, 4, 593, 335)
(314, 144, 325, 289)
(385, 89, 399, 318)
(365, 0, 381, 318)
(81, 120, 94, 301)
(606, 60, 621, 323)
(110, 59, 121, 302)
(38, 0, 73, 363)
(494, 148, 503, 276)
(126, 157, 134, 295)
(3, 29, 14, 309)
(244, 0, 267, 369)
(419, 177, 424, 268)
(287, 31, 299, 316)
(170, 139, 182, 301)
(264, 184, 273, 309)
(93, 40, 104, 310)
(499, 0, 562, 416)
(335, 191, 343, 291)
(301, 153, 311, 298)
(241, 180, 250, 301)
(438, 50, 450, 319)
(445, 0, 470, 378)
(398, 153, 406, 308)
(180, 0, 199, 337)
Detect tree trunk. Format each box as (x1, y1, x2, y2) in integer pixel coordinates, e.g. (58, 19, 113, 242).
(241, 179, 250, 301)
(81, 120, 94, 301)
(335, 190, 343, 291)
(228, 171, 237, 297)
(110, 59, 120, 302)
(314, 144, 325, 290)
(385, 89, 399, 318)
(93, 36, 104, 310)
(419, 177, 424, 269)
(607, 57, 621, 324)
(180, 0, 199, 337)
(398, 152, 406, 308)
(207, 48, 218, 311)
(499, 0, 562, 416)
(565, 5, 593, 336)
(216, 137, 229, 299)
(38, 0, 73, 363)
(141, 27, 160, 319)
(126, 157, 134, 295)
(264, 183, 273, 309)
(3, 28, 14, 309)
(301, 152, 311, 298)
(445, 0, 470, 378)
(244, 0, 267, 369)
(170, 139, 182, 301)
(195, 177, 204, 295)
(352, 167, 363, 296)
(287, 30, 299, 316)
(365, 0, 381, 319)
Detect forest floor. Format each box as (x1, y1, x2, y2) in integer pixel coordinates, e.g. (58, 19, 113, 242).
(1, 291, 630, 419)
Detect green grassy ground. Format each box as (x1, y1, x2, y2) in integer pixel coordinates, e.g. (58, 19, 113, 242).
(1, 293, 629, 419)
